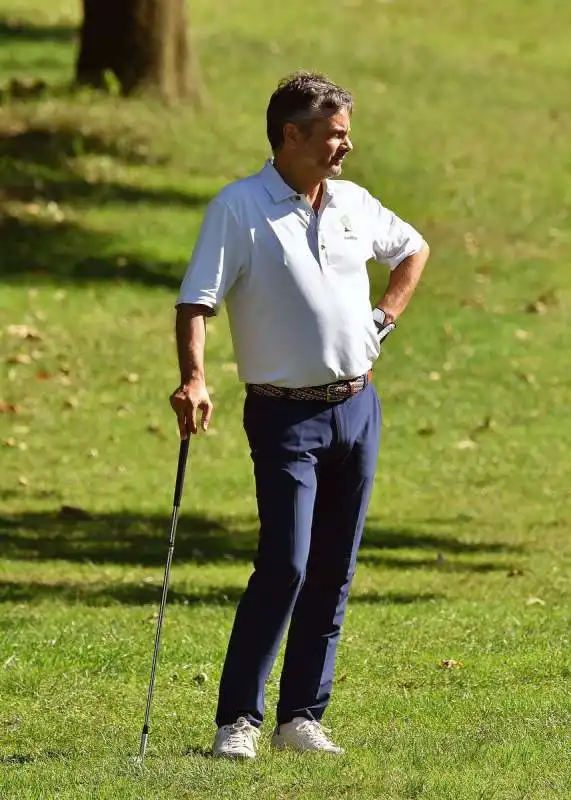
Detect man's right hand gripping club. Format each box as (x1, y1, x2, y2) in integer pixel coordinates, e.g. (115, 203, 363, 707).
(169, 304, 214, 439)
(170, 379, 213, 438)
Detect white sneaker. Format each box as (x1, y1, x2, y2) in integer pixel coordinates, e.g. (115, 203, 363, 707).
(213, 717, 260, 759)
(271, 717, 344, 754)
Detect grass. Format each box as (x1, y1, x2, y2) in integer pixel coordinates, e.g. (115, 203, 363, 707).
(1, 0, 571, 797)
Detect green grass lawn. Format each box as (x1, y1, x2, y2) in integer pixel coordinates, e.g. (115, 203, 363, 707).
(1, 0, 570, 797)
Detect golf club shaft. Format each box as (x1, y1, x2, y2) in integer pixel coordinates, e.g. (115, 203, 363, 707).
(138, 436, 190, 762)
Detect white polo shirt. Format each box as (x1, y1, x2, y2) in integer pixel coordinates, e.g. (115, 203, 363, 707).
(177, 161, 424, 388)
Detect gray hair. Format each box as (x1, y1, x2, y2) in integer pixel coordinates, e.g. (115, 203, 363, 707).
(266, 71, 353, 151)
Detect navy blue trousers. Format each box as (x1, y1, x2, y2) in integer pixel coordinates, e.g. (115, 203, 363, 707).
(215, 382, 381, 727)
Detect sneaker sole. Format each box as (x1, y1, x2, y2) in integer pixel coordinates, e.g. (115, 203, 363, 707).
(271, 737, 344, 754)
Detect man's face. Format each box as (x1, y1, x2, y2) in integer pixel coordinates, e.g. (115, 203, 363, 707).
(290, 107, 353, 178)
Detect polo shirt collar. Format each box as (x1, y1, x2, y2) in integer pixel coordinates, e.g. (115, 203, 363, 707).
(260, 159, 334, 205)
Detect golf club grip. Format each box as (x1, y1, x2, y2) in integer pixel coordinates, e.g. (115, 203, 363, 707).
(173, 436, 190, 507)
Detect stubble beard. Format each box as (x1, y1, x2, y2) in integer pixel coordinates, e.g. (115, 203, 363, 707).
(326, 162, 343, 178)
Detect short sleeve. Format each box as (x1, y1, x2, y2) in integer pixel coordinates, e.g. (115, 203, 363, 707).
(363, 191, 425, 270)
(176, 197, 247, 312)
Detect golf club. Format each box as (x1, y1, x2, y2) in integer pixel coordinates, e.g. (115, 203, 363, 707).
(137, 435, 190, 764)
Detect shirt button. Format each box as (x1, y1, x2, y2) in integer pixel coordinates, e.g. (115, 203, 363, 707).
(294, 195, 301, 201)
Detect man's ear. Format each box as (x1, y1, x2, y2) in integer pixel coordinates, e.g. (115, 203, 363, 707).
(282, 122, 301, 149)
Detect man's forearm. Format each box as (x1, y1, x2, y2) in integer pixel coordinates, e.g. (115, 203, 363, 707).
(175, 303, 210, 384)
(376, 243, 430, 321)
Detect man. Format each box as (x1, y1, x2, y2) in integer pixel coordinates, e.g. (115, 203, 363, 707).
(170, 72, 429, 759)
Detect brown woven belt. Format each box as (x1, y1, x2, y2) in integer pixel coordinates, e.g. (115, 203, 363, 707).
(247, 370, 373, 403)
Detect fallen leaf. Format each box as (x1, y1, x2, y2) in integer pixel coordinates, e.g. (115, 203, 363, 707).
(64, 397, 79, 409)
(35, 370, 53, 380)
(0, 401, 19, 414)
(6, 324, 42, 340)
(515, 329, 530, 341)
(525, 300, 547, 315)
(3, 438, 17, 447)
(507, 567, 524, 577)
(88, 448, 99, 458)
(124, 372, 139, 383)
(3, 654, 18, 670)
(525, 289, 558, 314)
(6, 354, 32, 365)
(46, 201, 65, 222)
(463, 232, 479, 257)
(439, 659, 464, 669)
(58, 505, 93, 521)
(18, 476, 29, 486)
(526, 596, 545, 606)
(455, 439, 477, 450)
(471, 416, 496, 437)
(516, 372, 537, 386)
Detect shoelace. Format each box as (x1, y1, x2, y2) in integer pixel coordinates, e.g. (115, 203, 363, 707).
(223, 718, 260, 752)
(295, 720, 335, 747)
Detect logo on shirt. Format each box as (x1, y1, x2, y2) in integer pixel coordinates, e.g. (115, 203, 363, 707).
(340, 214, 358, 240)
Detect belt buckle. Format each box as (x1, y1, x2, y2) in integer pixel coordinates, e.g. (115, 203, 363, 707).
(326, 381, 350, 402)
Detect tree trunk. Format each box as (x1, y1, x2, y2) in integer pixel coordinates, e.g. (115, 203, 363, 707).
(75, 0, 201, 102)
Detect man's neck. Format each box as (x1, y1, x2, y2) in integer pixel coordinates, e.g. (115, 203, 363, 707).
(272, 157, 324, 209)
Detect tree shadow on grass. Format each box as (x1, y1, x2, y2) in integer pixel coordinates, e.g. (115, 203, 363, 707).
(0, 214, 183, 288)
(0, 125, 212, 288)
(0, 578, 443, 608)
(0, 510, 258, 566)
(0, 509, 523, 575)
(360, 523, 522, 572)
(0, 19, 77, 43)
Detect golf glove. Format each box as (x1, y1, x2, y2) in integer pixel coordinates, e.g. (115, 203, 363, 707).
(373, 307, 396, 348)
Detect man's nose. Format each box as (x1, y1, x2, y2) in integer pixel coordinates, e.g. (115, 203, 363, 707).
(344, 135, 353, 152)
